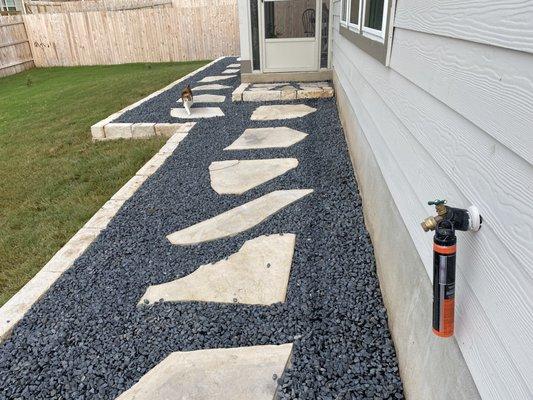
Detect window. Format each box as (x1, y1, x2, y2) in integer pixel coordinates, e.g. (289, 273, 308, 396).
(264, 0, 316, 39)
(348, 0, 360, 30)
(362, 0, 387, 40)
(339, 0, 392, 64)
(340, 0, 348, 25)
(341, 0, 388, 41)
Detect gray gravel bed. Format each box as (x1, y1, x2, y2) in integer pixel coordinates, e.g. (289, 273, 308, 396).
(114, 58, 239, 124)
(0, 57, 404, 399)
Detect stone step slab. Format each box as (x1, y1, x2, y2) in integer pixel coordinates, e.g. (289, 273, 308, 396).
(209, 158, 299, 195)
(225, 127, 308, 150)
(116, 344, 293, 400)
(167, 189, 313, 245)
(251, 104, 316, 120)
(198, 75, 236, 83)
(140, 234, 296, 305)
(193, 84, 231, 91)
(170, 107, 225, 119)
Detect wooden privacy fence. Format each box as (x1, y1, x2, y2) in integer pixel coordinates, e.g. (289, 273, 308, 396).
(0, 15, 34, 77)
(23, 3, 239, 67)
(25, 0, 172, 14)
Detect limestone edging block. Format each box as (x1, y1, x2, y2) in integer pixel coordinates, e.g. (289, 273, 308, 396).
(231, 83, 249, 102)
(243, 90, 281, 102)
(209, 158, 299, 195)
(170, 107, 225, 119)
(105, 123, 132, 139)
(132, 123, 155, 139)
(140, 234, 296, 305)
(251, 104, 316, 120)
(154, 122, 196, 137)
(115, 344, 293, 400)
(225, 127, 308, 150)
(197, 75, 236, 83)
(167, 189, 313, 245)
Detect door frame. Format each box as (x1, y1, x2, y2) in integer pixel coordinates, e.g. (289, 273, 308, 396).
(258, 0, 323, 73)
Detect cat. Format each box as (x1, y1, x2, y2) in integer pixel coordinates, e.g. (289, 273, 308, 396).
(181, 84, 194, 115)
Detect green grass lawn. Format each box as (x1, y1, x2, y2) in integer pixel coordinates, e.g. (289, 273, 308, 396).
(0, 61, 208, 306)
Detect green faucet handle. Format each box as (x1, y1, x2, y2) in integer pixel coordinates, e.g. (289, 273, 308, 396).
(428, 199, 446, 206)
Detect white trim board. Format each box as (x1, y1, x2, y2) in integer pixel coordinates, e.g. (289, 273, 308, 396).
(0, 130, 193, 343)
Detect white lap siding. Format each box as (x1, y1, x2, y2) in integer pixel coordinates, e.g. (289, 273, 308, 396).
(331, 0, 533, 398)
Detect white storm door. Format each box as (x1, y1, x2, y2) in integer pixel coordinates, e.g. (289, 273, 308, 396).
(260, 0, 320, 72)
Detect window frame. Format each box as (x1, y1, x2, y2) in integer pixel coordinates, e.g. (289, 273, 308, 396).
(361, 0, 389, 42)
(347, 0, 362, 33)
(341, 0, 389, 43)
(338, 0, 393, 65)
(340, 0, 348, 27)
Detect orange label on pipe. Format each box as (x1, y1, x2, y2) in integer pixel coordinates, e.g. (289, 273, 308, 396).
(434, 299, 454, 337)
(433, 244, 457, 255)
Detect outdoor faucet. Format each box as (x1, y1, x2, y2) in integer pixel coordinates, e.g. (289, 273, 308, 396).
(421, 199, 482, 338)
(421, 199, 482, 233)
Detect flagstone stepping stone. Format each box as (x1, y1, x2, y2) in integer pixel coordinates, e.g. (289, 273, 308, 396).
(167, 189, 313, 245)
(251, 104, 316, 120)
(209, 158, 298, 195)
(170, 107, 224, 119)
(227, 63, 240, 68)
(177, 94, 225, 103)
(223, 68, 240, 74)
(193, 84, 231, 91)
(140, 234, 295, 305)
(198, 75, 236, 83)
(225, 127, 308, 150)
(116, 344, 293, 400)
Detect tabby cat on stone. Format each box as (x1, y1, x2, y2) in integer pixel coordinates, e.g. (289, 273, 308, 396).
(181, 84, 194, 115)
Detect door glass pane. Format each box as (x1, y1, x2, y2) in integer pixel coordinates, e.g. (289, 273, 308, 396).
(349, 0, 359, 25)
(364, 0, 384, 31)
(320, 0, 329, 68)
(264, 0, 316, 39)
(250, 0, 260, 70)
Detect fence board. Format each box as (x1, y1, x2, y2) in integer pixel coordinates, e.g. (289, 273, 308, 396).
(25, 0, 173, 14)
(0, 15, 34, 77)
(22, 3, 239, 67)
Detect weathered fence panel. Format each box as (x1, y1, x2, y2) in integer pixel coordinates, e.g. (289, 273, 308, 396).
(0, 15, 34, 77)
(25, 0, 172, 14)
(23, 3, 239, 67)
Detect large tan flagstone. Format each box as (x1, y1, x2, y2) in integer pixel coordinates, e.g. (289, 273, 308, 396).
(167, 189, 313, 245)
(193, 84, 231, 91)
(115, 344, 293, 400)
(198, 75, 236, 83)
(140, 234, 295, 305)
(225, 127, 308, 150)
(170, 107, 224, 119)
(251, 104, 316, 120)
(209, 158, 298, 195)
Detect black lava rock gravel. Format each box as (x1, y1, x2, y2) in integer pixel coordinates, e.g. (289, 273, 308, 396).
(0, 57, 404, 399)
